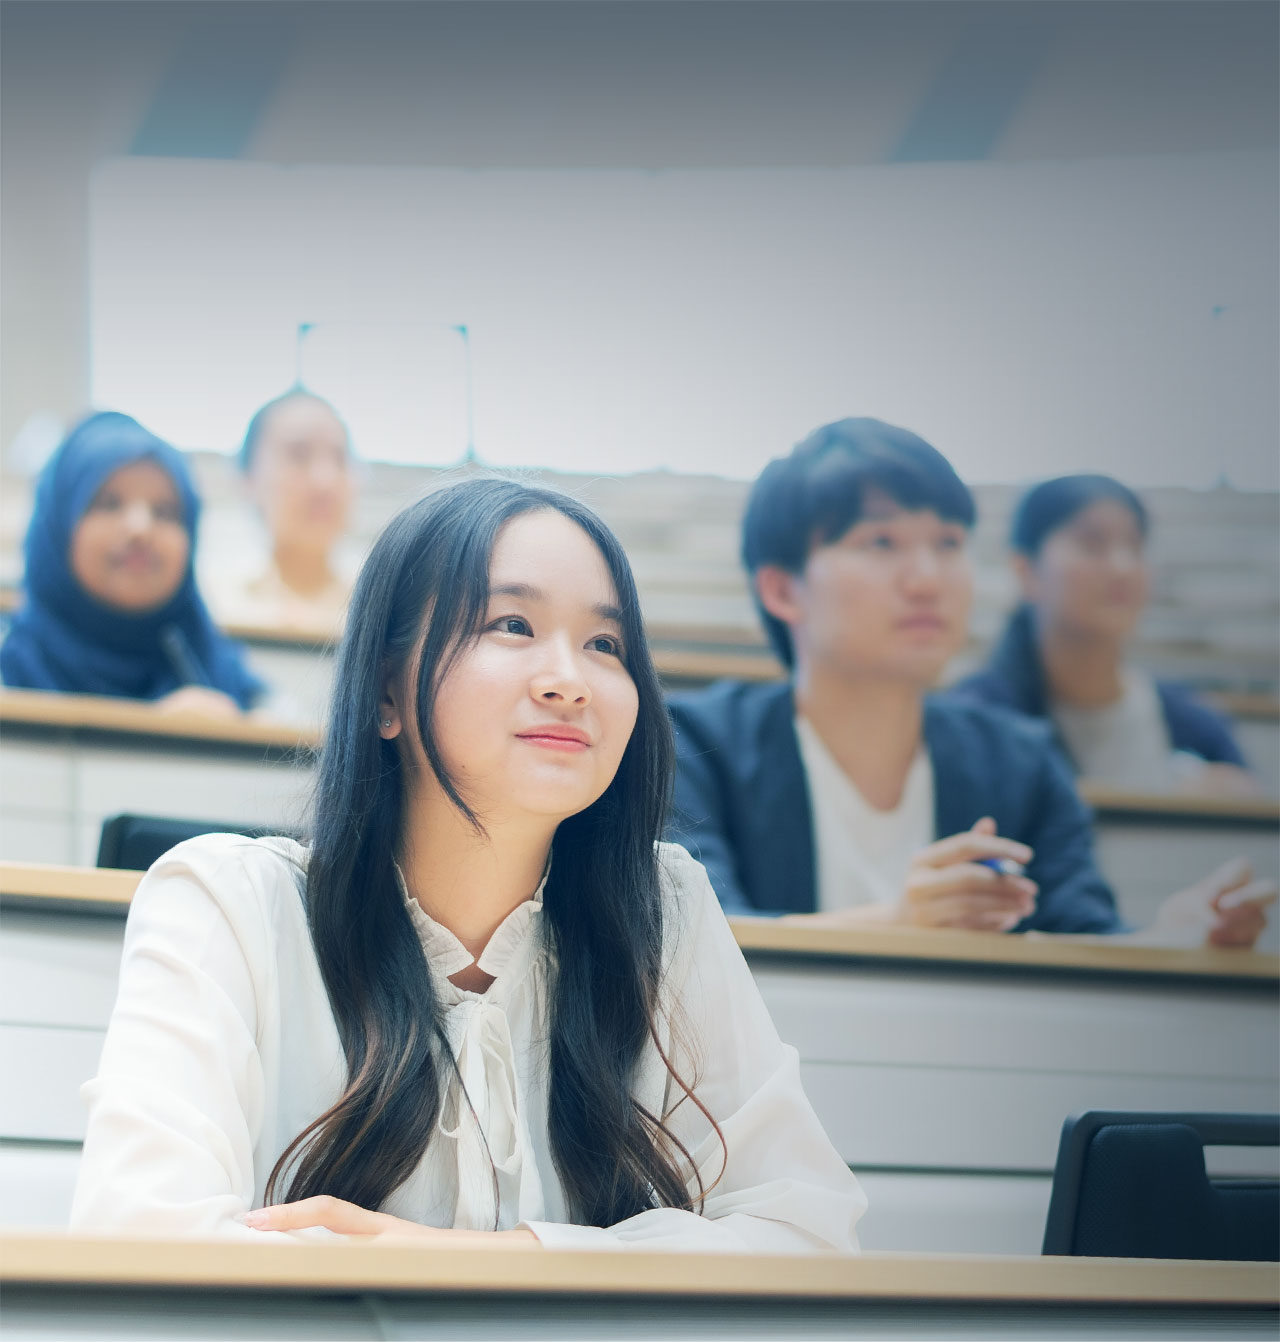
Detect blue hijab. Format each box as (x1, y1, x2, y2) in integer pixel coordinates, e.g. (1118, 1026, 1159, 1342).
(1, 412, 263, 708)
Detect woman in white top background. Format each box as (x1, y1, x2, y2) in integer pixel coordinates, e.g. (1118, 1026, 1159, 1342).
(205, 389, 357, 634)
(956, 474, 1259, 797)
(71, 477, 865, 1252)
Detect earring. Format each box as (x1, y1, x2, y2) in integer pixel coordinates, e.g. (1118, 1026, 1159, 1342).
(382, 718, 392, 728)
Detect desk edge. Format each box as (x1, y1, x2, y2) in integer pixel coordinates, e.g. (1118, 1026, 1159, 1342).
(0, 1236, 1276, 1305)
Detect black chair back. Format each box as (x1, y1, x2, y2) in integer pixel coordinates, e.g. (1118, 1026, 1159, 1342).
(96, 814, 299, 871)
(1043, 1110, 1280, 1260)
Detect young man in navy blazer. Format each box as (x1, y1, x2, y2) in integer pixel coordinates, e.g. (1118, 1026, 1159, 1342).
(667, 417, 1272, 946)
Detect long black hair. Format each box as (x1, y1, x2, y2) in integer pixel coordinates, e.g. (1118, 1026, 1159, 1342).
(265, 477, 720, 1225)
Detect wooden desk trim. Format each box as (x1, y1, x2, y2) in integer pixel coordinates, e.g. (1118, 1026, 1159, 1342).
(5, 583, 1279, 715)
(4, 692, 1275, 824)
(211, 617, 780, 657)
(1078, 784, 1279, 824)
(0, 689, 320, 751)
(219, 619, 338, 650)
(0, 1234, 1275, 1305)
(191, 623, 1280, 721)
(0, 862, 143, 909)
(731, 917, 1280, 981)
(654, 647, 782, 683)
(1206, 692, 1280, 721)
(222, 628, 787, 684)
(3, 861, 1276, 982)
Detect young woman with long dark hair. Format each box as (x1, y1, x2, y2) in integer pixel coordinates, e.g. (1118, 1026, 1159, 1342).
(71, 478, 866, 1251)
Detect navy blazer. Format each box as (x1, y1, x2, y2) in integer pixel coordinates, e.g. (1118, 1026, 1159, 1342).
(666, 680, 1124, 934)
(952, 608, 1246, 770)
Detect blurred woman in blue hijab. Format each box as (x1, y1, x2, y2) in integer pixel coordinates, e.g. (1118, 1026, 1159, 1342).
(1, 412, 262, 713)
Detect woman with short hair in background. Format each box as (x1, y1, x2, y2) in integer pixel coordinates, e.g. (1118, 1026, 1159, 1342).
(211, 389, 356, 633)
(0, 411, 261, 716)
(955, 474, 1257, 796)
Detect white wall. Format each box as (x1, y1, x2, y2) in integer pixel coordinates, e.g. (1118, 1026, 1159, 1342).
(89, 150, 1278, 486)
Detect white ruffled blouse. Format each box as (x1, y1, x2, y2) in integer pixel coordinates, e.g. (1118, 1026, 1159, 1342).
(71, 834, 866, 1252)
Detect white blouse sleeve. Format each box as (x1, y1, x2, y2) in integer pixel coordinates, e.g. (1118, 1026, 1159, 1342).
(523, 843, 866, 1254)
(69, 837, 321, 1241)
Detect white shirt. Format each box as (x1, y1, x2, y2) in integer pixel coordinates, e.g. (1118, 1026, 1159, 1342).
(204, 560, 352, 636)
(70, 834, 866, 1253)
(794, 716, 935, 913)
(1051, 669, 1196, 791)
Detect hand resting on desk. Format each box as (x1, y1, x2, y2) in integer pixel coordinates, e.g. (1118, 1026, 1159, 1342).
(152, 685, 243, 718)
(783, 818, 1037, 933)
(784, 822, 1276, 949)
(1130, 858, 1277, 950)
(242, 1196, 541, 1245)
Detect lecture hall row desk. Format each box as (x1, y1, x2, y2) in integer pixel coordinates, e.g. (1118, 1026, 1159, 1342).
(2, 684, 1278, 943)
(232, 615, 1280, 789)
(2, 855, 1277, 1258)
(0, 866, 1276, 1340)
(1, 1232, 1275, 1339)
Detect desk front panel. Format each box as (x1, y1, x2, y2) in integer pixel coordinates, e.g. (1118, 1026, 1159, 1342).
(4, 905, 1274, 1254)
(3, 1282, 1275, 1339)
(6, 723, 1276, 959)
(0, 731, 313, 866)
(747, 956, 1279, 1171)
(0, 1238, 1275, 1341)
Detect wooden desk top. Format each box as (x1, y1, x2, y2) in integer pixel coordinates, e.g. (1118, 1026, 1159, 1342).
(4, 580, 1277, 712)
(0, 688, 320, 751)
(221, 622, 786, 684)
(165, 615, 1280, 720)
(0, 1233, 1274, 1306)
(1078, 783, 1280, 824)
(0, 861, 144, 911)
(731, 915, 1280, 981)
(4, 860, 1276, 982)
(218, 616, 339, 649)
(654, 645, 782, 683)
(3, 690, 1276, 824)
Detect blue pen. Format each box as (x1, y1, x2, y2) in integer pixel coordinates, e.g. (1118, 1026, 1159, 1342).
(977, 857, 1026, 878)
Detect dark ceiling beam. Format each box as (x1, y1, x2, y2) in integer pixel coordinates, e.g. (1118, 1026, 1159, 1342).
(129, 9, 295, 159)
(890, 16, 1054, 163)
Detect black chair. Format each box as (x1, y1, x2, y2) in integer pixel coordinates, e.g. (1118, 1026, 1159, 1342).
(96, 814, 298, 871)
(1042, 1110, 1280, 1260)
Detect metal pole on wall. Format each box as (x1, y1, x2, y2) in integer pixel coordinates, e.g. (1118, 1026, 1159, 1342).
(453, 323, 476, 464)
(294, 322, 315, 388)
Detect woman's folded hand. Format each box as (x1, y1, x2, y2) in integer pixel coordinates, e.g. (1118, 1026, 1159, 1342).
(241, 1195, 541, 1244)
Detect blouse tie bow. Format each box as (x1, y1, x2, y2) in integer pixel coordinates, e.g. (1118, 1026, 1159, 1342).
(437, 998, 524, 1229)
